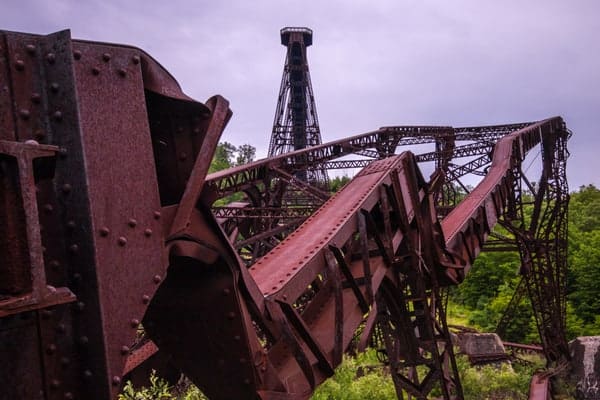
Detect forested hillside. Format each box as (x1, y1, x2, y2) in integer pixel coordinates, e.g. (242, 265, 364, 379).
(450, 184, 600, 341)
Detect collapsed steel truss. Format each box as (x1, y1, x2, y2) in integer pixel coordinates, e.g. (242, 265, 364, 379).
(0, 30, 570, 400)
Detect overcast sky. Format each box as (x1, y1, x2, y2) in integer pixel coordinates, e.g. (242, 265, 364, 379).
(2, 0, 598, 189)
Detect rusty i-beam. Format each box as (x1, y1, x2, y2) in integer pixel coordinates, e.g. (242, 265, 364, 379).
(0, 29, 570, 400)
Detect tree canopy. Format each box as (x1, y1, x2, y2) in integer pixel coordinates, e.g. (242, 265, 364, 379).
(450, 184, 600, 341)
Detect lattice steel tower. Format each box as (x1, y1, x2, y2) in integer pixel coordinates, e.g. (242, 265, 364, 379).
(269, 27, 329, 188)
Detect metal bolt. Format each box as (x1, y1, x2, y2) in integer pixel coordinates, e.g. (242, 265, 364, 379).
(49, 260, 60, 269)
(73, 50, 82, 60)
(99, 227, 110, 236)
(118, 236, 127, 246)
(142, 295, 150, 304)
(50, 379, 60, 389)
(31, 93, 41, 103)
(153, 211, 161, 219)
(66, 220, 76, 230)
(60, 357, 70, 366)
(153, 275, 161, 284)
(62, 184, 72, 194)
(46, 344, 57, 354)
(102, 53, 111, 62)
(120, 345, 130, 355)
(46, 53, 56, 64)
(132, 55, 140, 64)
(179, 152, 187, 161)
(227, 312, 236, 320)
(64, 392, 74, 399)
(130, 319, 140, 328)
(79, 336, 89, 345)
(43, 204, 54, 213)
(83, 370, 93, 379)
(26, 44, 36, 54)
(118, 68, 127, 77)
(112, 376, 121, 386)
(69, 244, 79, 254)
(73, 273, 82, 282)
(92, 67, 100, 75)
(50, 82, 60, 92)
(19, 109, 30, 120)
(76, 301, 85, 311)
(53, 111, 63, 121)
(15, 60, 25, 70)
(128, 218, 137, 227)
(144, 228, 153, 237)
(222, 288, 230, 296)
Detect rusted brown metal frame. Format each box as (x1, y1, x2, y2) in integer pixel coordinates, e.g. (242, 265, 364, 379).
(415, 140, 493, 163)
(213, 205, 314, 219)
(398, 155, 462, 399)
(205, 127, 454, 199)
(310, 159, 373, 170)
(494, 121, 571, 373)
(207, 122, 531, 269)
(271, 166, 330, 201)
(436, 118, 570, 399)
(230, 155, 433, 398)
(0, 141, 76, 317)
(524, 124, 571, 367)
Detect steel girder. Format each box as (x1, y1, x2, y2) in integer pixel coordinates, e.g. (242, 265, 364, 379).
(0, 29, 572, 400)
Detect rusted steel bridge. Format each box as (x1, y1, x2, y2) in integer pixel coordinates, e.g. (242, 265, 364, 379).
(0, 30, 570, 399)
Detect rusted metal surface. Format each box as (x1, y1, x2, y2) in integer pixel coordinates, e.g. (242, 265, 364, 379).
(0, 29, 228, 400)
(529, 373, 551, 400)
(1, 29, 571, 400)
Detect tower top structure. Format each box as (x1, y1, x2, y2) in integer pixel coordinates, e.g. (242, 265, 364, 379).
(268, 27, 328, 189)
(280, 27, 312, 46)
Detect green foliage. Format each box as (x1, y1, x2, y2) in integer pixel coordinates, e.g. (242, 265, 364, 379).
(118, 373, 208, 400)
(176, 385, 208, 400)
(208, 141, 256, 206)
(449, 184, 600, 342)
(452, 251, 520, 309)
(235, 144, 256, 166)
(569, 184, 600, 233)
(567, 184, 600, 331)
(118, 371, 173, 400)
(456, 355, 540, 400)
(209, 141, 256, 174)
(329, 175, 351, 193)
(209, 141, 237, 173)
(310, 349, 544, 400)
(311, 350, 396, 400)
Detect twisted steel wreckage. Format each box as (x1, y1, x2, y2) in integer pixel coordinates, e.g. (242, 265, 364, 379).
(0, 27, 571, 400)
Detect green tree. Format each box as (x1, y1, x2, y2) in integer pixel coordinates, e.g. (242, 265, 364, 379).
(209, 142, 237, 173)
(567, 185, 600, 327)
(329, 175, 351, 193)
(235, 144, 256, 166)
(209, 142, 256, 173)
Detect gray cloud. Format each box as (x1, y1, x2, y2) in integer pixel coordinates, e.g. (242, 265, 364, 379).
(2, 0, 598, 188)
